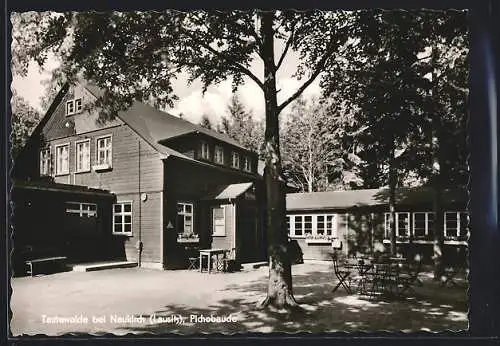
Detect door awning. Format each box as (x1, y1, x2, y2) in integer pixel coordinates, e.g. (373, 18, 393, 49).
(201, 182, 254, 201)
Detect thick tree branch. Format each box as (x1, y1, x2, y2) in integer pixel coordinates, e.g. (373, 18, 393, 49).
(278, 36, 345, 113)
(276, 28, 295, 71)
(184, 31, 265, 91)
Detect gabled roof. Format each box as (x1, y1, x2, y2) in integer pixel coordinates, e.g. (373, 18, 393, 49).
(201, 182, 254, 200)
(286, 187, 466, 211)
(84, 82, 251, 152)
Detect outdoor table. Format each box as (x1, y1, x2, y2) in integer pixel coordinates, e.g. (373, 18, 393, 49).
(199, 248, 229, 273)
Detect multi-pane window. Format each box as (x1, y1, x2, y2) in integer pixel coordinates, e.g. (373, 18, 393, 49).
(55, 144, 69, 175)
(113, 202, 132, 235)
(444, 211, 468, 239)
(304, 215, 313, 235)
(39, 148, 51, 176)
(75, 98, 83, 113)
(66, 101, 75, 115)
(177, 202, 194, 234)
(214, 145, 224, 164)
(212, 206, 226, 236)
(96, 135, 112, 167)
(66, 98, 83, 116)
(288, 214, 337, 237)
(397, 212, 410, 237)
(75, 140, 91, 172)
(293, 215, 303, 236)
(244, 156, 251, 172)
(201, 141, 210, 160)
(66, 202, 97, 217)
(384, 212, 410, 238)
(413, 212, 435, 238)
(325, 215, 335, 236)
(231, 152, 240, 169)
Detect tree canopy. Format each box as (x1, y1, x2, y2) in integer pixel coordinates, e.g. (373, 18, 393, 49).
(10, 90, 41, 158)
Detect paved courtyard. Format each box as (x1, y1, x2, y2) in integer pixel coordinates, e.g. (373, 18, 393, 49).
(10, 262, 468, 335)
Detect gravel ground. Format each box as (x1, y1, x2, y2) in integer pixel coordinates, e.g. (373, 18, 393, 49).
(10, 262, 468, 336)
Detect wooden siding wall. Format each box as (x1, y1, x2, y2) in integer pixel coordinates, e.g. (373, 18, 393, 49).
(47, 125, 164, 266)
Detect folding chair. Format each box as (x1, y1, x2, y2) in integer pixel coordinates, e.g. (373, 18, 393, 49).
(331, 253, 353, 294)
(187, 248, 200, 270)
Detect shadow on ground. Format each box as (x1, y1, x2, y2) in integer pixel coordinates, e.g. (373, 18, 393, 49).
(120, 269, 468, 334)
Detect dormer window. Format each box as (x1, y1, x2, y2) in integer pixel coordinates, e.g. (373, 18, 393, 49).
(231, 151, 240, 169)
(244, 156, 251, 172)
(201, 141, 210, 160)
(214, 145, 224, 164)
(66, 98, 83, 116)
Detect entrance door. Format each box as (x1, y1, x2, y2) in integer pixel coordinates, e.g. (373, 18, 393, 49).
(237, 206, 261, 263)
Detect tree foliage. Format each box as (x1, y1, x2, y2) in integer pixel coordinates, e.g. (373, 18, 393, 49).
(10, 90, 41, 158)
(281, 96, 362, 192)
(220, 94, 264, 153)
(320, 9, 468, 263)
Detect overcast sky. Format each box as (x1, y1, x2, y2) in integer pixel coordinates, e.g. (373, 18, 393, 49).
(11, 41, 322, 125)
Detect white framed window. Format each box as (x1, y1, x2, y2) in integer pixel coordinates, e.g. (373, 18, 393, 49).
(412, 212, 435, 238)
(75, 139, 91, 173)
(66, 98, 83, 116)
(384, 212, 410, 238)
(200, 141, 210, 160)
(444, 211, 468, 239)
(75, 98, 83, 113)
(66, 202, 97, 217)
(287, 214, 337, 237)
(231, 151, 240, 169)
(113, 202, 132, 235)
(66, 100, 75, 115)
(177, 202, 194, 234)
(39, 148, 51, 176)
(96, 135, 112, 167)
(244, 156, 251, 172)
(55, 143, 69, 175)
(214, 145, 224, 164)
(212, 206, 226, 236)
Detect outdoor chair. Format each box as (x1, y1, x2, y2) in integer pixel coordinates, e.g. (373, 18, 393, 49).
(396, 255, 423, 295)
(188, 256, 199, 270)
(331, 253, 353, 294)
(221, 248, 240, 272)
(187, 248, 200, 270)
(363, 262, 400, 299)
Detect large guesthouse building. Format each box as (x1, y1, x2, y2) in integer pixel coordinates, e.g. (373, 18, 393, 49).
(12, 81, 266, 272)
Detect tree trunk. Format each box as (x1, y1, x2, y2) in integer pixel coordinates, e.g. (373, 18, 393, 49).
(431, 46, 445, 281)
(388, 140, 397, 256)
(258, 11, 298, 310)
(432, 114, 445, 280)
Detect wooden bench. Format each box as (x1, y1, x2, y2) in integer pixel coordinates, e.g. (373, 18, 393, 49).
(25, 256, 67, 277)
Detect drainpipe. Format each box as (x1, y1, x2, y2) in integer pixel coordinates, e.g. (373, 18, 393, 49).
(137, 139, 143, 267)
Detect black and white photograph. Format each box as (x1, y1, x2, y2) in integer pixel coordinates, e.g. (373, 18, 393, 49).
(9, 9, 469, 335)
